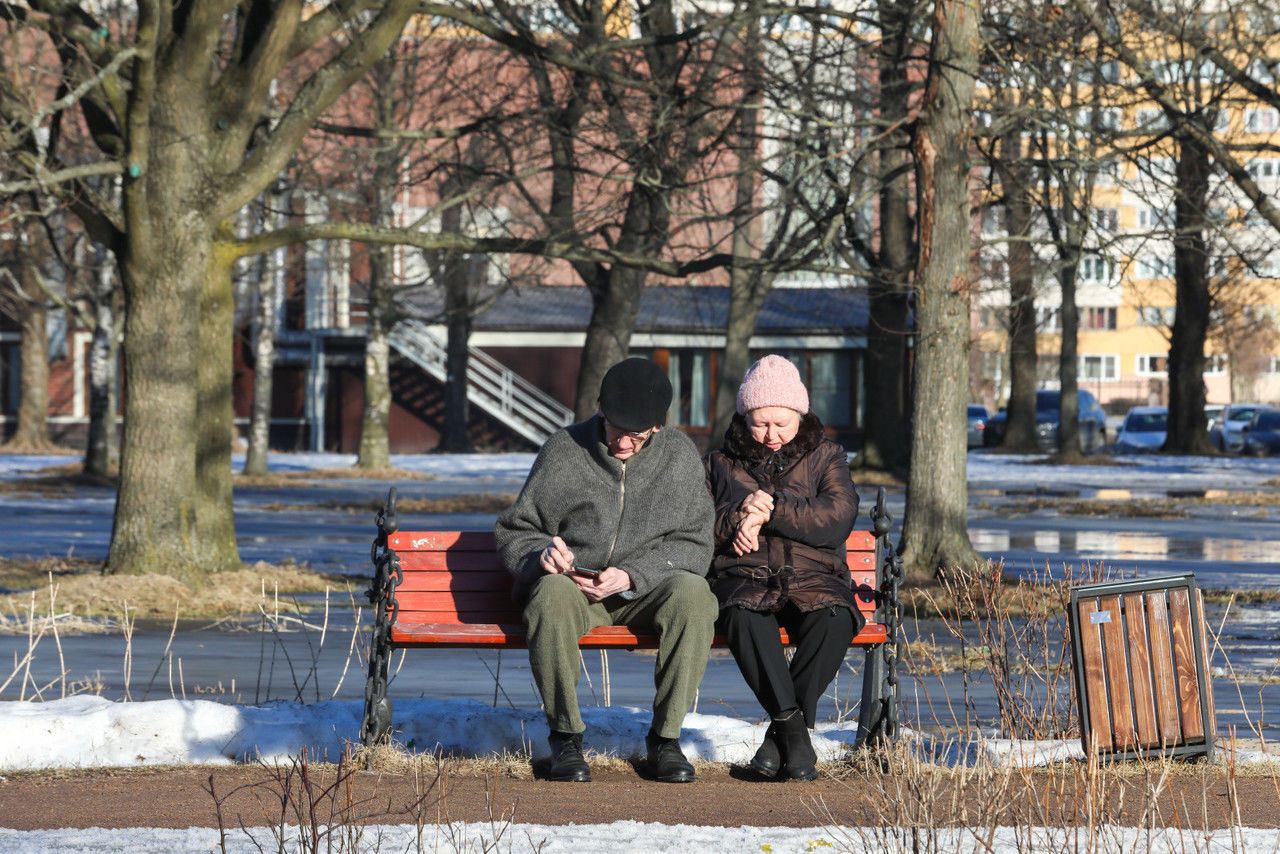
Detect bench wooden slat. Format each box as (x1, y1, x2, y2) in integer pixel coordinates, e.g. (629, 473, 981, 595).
(388, 531, 496, 551)
(395, 568, 512, 593)
(382, 529, 886, 649)
(390, 621, 890, 649)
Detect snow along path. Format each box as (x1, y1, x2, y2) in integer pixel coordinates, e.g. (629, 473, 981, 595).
(2, 695, 1277, 773)
(2, 821, 1280, 853)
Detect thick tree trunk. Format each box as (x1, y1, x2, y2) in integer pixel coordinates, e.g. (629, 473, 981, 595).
(711, 27, 767, 449)
(193, 242, 241, 573)
(996, 130, 1040, 452)
(572, 188, 668, 420)
(9, 297, 52, 450)
(861, 0, 915, 472)
(107, 88, 208, 580)
(356, 244, 393, 469)
(575, 266, 649, 421)
(901, 0, 981, 581)
(1057, 262, 1082, 455)
(1165, 132, 1212, 452)
(84, 265, 120, 476)
(440, 260, 475, 454)
(108, 236, 203, 579)
(438, 182, 475, 454)
(243, 259, 278, 477)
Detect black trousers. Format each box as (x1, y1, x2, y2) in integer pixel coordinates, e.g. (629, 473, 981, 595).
(720, 603, 856, 727)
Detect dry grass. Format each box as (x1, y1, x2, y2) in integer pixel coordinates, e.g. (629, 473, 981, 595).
(235, 467, 439, 487)
(0, 560, 349, 627)
(259, 494, 518, 515)
(977, 497, 1192, 517)
(0, 554, 103, 590)
(980, 490, 1280, 518)
(849, 466, 907, 487)
(0, 462, 440, 494)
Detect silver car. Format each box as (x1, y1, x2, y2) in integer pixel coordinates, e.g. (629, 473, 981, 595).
(1115, 406, 1167, 454)
(1209, 403, 1266, 453)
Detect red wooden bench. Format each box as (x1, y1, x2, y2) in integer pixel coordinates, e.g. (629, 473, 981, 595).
(360, 487, 904, 749)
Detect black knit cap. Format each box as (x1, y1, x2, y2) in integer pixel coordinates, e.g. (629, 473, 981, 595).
(598, 357, 672, 432)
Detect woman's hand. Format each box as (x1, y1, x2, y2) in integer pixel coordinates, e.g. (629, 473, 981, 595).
(731, 490, 773, 526)
(732, 512, 766, 556)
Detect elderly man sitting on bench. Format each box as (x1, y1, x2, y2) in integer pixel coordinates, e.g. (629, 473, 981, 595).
(494, 357, 716, 784)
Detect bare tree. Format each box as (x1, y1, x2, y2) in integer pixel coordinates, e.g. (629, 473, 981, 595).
(900, 0, 983, 578)
(2, 1, 419, 580)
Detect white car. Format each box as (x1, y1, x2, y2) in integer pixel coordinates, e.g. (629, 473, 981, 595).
(1115, 406, 1167, 454)
(1209, 403, 1266, 453)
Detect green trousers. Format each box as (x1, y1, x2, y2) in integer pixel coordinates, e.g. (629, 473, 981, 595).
(523, 572, 718, 740)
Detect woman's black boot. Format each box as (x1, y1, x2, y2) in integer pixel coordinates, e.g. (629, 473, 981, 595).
(775, 709, 818, 781)
(749, 721, 781, 777)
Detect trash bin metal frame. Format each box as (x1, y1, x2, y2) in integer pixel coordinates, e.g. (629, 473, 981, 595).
(1068, 573, 1215, 761)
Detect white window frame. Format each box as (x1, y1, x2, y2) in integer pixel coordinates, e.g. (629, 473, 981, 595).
(1079, 354, 1119, 381)
(1135, 354, 1168, 376)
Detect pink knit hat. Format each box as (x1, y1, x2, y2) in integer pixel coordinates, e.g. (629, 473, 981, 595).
(736, 355, 810, 415)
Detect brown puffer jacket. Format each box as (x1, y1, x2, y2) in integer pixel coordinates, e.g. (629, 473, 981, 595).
(703, 412, 863, 623)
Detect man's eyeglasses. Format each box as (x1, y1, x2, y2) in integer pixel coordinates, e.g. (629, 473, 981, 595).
(604, 420, 654, 443)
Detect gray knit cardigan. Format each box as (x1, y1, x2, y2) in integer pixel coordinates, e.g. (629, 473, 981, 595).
(494, 415, 714, 601)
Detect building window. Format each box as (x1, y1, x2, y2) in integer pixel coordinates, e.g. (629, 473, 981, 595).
(1082, 307, 1117, 330)
(1138, 306, 1176, 326)
(1136, 354, 1167, 376)
(1204, 354, 1228, 375)
(1136, 255, 1175, 279)
(762, 351, 854, 428)
(1246, 159, 1278, 180)
(1245, 108, 1280, 133)
(665, 350, 712, 428)
(1138, 207, 1172, 229)
(1080, 354, 1119, 381)
(1266, 355, 1280, 374)
(1037, 306, 1061, 332)
(1136, 107, 1169, 131)
(1078, 255, 1113, 283)
(1093, 208, 1119, 232)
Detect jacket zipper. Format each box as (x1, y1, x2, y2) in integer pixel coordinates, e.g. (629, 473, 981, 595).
(603, 461, 626, 567)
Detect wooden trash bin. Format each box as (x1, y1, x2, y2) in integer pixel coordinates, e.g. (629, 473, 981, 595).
(1069, 574, 1216, 760)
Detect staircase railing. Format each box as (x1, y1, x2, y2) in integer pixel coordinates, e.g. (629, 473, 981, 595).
(389, 319, 573, 446)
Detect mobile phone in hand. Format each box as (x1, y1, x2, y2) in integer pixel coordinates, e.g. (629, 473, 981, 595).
(574, 566, 603, 577)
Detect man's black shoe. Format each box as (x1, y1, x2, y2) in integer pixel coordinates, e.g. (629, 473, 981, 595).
(547, 731, 591, 782)
(645, 733, 695, 783)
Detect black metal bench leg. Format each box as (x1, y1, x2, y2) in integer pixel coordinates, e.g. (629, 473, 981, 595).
(360, 488, 401, 749)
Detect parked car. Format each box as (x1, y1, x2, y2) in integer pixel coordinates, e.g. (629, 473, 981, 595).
(982, 389, 1108, 453)
(1242, 408, 1280, 456)
(1114, 406, 1167, 454)
(1205, 404, 1224, 433)
(967, 405, 990, 448)
(1208, 403, 1266, 453)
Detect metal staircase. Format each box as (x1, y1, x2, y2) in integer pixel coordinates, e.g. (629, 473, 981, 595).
(389, 319, 573, 446)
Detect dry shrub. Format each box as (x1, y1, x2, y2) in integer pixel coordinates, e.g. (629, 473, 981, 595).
(820, 735, 1280, 852)
(909, 560, 1108, 740)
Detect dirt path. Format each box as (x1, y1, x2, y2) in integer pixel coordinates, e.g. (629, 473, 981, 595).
(1, 763, 1276, 831)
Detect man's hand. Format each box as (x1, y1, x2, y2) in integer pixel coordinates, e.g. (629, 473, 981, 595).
(538, 536, 575, 574)
(572, 566, 632, 602)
